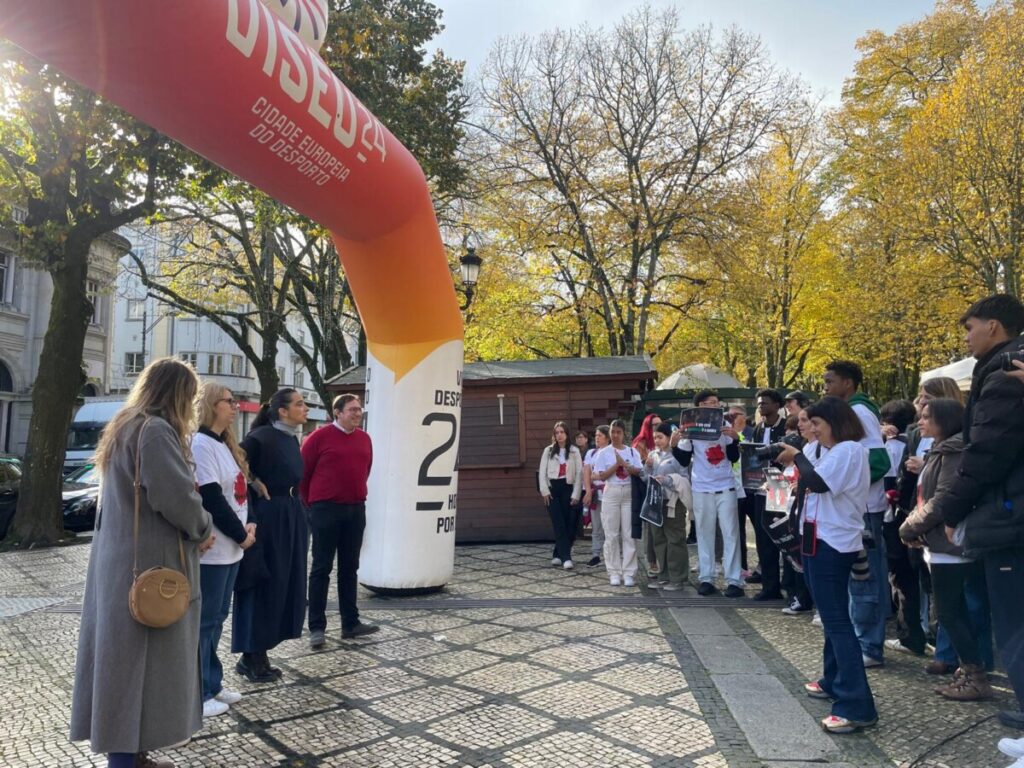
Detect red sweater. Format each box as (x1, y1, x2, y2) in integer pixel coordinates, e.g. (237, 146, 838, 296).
(299, 424, 373, 505)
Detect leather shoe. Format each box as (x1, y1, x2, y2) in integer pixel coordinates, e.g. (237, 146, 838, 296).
(256, 651, 282, 679)
(924, 660, 956, 676)
(697, 582, 716, 596)
(752, 590, 783, 601)
(342, 623, 381, 639)
(1000, 710, 1024, 730)
(235, 654, 277, 683)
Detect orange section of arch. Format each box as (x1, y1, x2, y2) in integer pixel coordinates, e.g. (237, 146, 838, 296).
(0, 0, 462, 379)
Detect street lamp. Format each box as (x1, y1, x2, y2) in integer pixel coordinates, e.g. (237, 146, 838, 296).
(459, 246, 483, 311)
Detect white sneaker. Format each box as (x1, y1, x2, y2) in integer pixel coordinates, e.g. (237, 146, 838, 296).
(610, 575, 622, 586)
(215, 689, 243, 705)
(811, 611, 823, 628)
(563, 560, 574, 570)
(999, 736, 1024, 759)
(203, 698, 229, 718)
(1007, 757, 1024, 768)
(623, 576, 635, 587)
(551, 557, 561, 566)
(862, 655, 884, 668)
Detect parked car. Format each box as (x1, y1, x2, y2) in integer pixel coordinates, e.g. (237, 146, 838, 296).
(0, 455, 23, 541)
(62, 463, 100, 532)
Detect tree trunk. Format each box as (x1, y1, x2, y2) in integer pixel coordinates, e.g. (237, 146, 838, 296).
(8, 239, 91, 546)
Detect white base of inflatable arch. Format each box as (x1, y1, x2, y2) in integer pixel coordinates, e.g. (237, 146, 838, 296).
(358, 340, 463, 592)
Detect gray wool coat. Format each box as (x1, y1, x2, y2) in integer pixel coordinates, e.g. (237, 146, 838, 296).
(70, 416, 213, 754)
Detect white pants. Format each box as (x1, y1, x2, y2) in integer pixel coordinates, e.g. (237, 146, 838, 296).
(600, 483, 636, 579)
(692, 489, 742, 587)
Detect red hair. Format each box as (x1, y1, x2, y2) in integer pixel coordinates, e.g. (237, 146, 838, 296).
(632, 413, 659, 451)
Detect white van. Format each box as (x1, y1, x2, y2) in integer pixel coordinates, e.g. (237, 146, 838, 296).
(64, 398, 125, 475)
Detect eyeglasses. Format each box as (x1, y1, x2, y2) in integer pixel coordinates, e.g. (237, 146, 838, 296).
(218, 398, 239, 407)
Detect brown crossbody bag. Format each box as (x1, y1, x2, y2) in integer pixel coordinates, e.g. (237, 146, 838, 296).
(128, 418, 191, 628)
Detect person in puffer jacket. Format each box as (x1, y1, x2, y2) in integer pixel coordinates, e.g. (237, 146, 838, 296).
(933, 294, 1024, 732)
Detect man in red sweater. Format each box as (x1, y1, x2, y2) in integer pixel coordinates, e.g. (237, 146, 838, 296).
(301, 393, 378, 649)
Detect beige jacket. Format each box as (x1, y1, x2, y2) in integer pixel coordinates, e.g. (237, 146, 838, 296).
(538, 444, 583, 501)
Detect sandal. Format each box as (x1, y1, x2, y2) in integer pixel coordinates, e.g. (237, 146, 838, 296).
(804, 681, 831, 700)
(821, 715, 877, 734)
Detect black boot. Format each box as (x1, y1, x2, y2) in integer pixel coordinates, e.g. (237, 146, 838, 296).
(256, 650, 282, 680)
(235, 653, 276, 683)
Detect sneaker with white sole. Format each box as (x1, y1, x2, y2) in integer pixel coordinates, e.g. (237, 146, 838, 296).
(215, 689, 243, 705)
(563, 560, 574, 570)
(885, 638, 926, 656)
(551, 557, 561, 566)
(623, 576, 635, 587)
(863, 655, 884, 668)
(782, 597, 812, 616)
(661, 582, 684, 591)
(609, 574, 622, 586)
(202, 698, 229, 718)
(587, 556, 601, 567)
(999, 736, 1024, 759)
(811, 611, 823, 628)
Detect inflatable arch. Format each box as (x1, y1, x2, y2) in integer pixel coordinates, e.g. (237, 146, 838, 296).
(0, 0, 463, 591)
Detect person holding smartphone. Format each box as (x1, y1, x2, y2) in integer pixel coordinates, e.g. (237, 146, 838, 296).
(775, 396, 877, 735)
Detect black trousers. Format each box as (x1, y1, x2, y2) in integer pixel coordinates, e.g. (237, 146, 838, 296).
(737, 494, 756, 571)
(547, 478, 578, 562)
(931, 560, 985, 667)
(984, 546, 1024, 709)
(308, 501, 365, 633)
(883, 520, 926, 653)
(753, 495, 783, 595)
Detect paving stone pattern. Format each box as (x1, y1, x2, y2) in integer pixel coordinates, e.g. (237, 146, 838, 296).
(0, 540, 1016, 767)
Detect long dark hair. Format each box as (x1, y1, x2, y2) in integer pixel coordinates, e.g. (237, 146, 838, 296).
(924, 398, 964, 442)
(250, 388, 299, 431)
(549, 420, 571, 459)
(803, 396, 865, 444)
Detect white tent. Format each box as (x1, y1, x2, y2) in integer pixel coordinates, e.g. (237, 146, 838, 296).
(921, 357, 975, 391)
(657, 363, 743, 390)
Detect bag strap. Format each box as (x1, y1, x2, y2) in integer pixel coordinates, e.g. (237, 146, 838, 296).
(133, 417, 187, 580)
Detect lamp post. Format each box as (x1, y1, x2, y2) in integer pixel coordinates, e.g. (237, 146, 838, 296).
(459, 246, 483, 311)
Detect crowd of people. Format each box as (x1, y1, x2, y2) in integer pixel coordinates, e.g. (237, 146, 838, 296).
(70, 358, 377, 768)
(539, 293, 1024, 755)
(65, 291, 1024, 766)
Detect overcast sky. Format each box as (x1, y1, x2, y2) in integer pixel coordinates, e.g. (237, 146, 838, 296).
(430, 0, 974, 105)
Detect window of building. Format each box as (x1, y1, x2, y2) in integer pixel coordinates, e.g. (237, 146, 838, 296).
(293, 361, 305, 389)
(126, 298, 145, 320)
(125, 352, 145, 375)
(208, 354, 224, 375)
(0, 252, 14, 304)
(277, 366, 285, 385)
(179, 352, 198, 368)
(230, 354, 244, 376)
(86, 280, 102, 325)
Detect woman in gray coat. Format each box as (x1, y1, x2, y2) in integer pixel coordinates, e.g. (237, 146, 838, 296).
(70, 358, 214, 768)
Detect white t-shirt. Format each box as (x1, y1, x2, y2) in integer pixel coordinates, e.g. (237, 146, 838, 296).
(584, 448, 605, 498)
(884, 438, 906, 479)
(851, 403, 888, 513)
(802, 440, 869, 553)
(592, 445, 642, 486)
(192, 432, 248, 566)
(680, 436, 736, 493)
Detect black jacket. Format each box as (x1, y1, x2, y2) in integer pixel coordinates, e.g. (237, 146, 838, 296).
(935, 335, 1024, 553)
(752, 414, 787, 446)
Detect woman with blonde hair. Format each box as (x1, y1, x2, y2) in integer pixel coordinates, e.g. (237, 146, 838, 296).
(193, 382, 256, 718)
(70, 358, 214, 768)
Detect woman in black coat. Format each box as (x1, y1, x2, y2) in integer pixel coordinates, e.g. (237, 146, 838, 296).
(233, 388, 310, 682)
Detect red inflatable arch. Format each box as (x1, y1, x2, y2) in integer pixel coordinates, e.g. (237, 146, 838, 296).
(1, 0, 464, 590)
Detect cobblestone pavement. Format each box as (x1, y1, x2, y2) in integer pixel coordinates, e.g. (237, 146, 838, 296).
(0, 538, 1018, 767)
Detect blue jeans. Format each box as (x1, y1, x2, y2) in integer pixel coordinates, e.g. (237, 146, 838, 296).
(200, 561, 239, 701)
(933, 564, 993, 670)
(849, 512, 889, 662)
(804, 539, 878, 723)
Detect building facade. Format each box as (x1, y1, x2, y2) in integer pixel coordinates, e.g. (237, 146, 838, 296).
(112, 226, 329, 431)
(0, 217, 128, 456)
